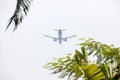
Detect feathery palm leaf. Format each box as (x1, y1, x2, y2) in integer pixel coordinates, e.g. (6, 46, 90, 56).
(82, 64, 105, 80)
(44, 49, 105, 80)
(45, 38, 120, 80)
(6, 0, 32, 31)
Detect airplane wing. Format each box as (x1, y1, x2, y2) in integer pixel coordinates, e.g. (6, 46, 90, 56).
(62, 35, 77, 41)
(44, 35, 56, 38)
(63, 35, 77, 39)
(44, 35, 58, 41)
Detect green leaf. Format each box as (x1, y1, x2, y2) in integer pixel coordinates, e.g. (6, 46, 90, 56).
(82, 64, 105, 80)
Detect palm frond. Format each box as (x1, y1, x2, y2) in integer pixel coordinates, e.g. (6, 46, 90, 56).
(82, 64, 105, 80)
(6, 0, 32, 31)
(45, 38, 120, 80)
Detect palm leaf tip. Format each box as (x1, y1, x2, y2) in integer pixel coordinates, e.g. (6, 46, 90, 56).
(6, 0, 33, 31)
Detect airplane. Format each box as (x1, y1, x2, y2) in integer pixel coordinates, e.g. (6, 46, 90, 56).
(44, 29, 77, 44)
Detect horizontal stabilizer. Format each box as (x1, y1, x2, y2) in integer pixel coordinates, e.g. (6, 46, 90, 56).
(54, 29, 66, 31)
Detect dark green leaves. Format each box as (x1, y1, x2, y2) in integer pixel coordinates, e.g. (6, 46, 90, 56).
(6, 0, 32, 31)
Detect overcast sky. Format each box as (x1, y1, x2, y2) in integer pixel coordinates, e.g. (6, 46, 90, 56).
(1, 0, 120, 80)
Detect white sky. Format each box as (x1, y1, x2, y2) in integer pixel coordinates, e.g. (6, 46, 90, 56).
(1, 0, 120, 80)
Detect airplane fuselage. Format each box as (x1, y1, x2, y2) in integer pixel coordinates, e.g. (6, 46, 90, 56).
(58, 30, 62, 44)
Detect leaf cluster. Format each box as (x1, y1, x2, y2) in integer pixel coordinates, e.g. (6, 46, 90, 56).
(44, 38, 120, 80)
(6, 0, 32, 31)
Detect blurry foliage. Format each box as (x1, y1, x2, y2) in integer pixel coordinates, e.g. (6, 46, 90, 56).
(6, 0, 32, 31)
(44, 38, 120, 80)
